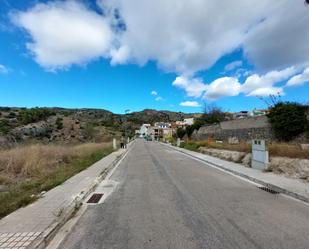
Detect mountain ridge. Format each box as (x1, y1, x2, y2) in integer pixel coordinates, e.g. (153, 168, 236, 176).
(0, 107, 199, 147)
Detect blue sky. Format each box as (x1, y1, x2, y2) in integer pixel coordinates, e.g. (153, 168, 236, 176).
(0, 0, 308, 114)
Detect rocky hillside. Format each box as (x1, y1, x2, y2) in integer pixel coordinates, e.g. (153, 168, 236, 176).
(0, 107, 196, 147)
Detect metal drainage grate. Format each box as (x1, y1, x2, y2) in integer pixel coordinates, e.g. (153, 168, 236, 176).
(87, 193, 104, 203)
(258, 186, 280, 195)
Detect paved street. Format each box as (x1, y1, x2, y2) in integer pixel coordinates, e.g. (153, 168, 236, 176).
(60, 139, 309, 249)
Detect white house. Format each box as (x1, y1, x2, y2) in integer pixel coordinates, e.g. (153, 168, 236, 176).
(139, 124, 151, 137)
(184, 118, 194, 125)
(154, 122, 171, 128)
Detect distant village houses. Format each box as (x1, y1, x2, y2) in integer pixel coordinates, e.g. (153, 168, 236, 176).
(137, 118, 195, 141)
(136, 108, 268, 141)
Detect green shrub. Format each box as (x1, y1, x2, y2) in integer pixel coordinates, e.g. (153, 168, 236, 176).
(180, 141, 200, 151)
(55, 117, 63, 130)
(268, 102, 308, 141)
(8, 112, 17, 118)
(19, 108, 55, 125)
(82, 123, 97, 139)
(0, 120, 11, 134)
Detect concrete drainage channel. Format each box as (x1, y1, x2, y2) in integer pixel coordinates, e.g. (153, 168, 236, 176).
(85, 180, 118, 205)
(87, 193, 104, 204)
(258, 186, 280, 195)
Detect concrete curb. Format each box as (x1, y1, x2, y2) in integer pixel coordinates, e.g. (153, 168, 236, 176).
(163, 143, 309, 204)
(29, 149, 128, 249)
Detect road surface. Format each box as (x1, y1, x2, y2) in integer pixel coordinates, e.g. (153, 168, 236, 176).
(60, 140, 309, 249)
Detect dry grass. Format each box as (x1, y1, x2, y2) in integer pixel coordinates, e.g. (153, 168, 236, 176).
(0, 143, 111, 183)
(200, 141, 251, 153)
(268, 143, 309, 159)
(183, 140, 309, 159)
(0, 142, 113, 218)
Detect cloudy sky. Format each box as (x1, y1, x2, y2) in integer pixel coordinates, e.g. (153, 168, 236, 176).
(0, 0, 308, 113)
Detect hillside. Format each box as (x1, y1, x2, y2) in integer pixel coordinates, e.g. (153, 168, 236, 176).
(0, 107, 196, 147)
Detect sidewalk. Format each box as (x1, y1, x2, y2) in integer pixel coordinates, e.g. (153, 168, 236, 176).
(163, 143, 309, 204)
(0, 148, 126, 249)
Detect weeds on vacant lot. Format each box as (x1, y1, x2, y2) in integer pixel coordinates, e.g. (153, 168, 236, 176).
(268, 143, 309, 159)
(180, 140, 309, 159)
(180, 140, 251, 153)
(0, 143, 113, 219)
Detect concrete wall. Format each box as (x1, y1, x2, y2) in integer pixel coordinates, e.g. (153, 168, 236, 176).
(220, 116, 270, 130)
(195, 116, 275, 142)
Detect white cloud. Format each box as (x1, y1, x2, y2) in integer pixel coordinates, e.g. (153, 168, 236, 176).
(241, 67, 296, 96)
(12, 1, 113, 70)
(150, 90, 158, 96)
(99, 0, 309, 74)
(151, 90, 163, 101)
(180, 101, 201, 107)
(204, 77, 241, 100)
(224, 60, 243, 71)
(13, 0, 309, 79)
(247, 87, 284, 97)
(173, 66, 298, 100)
(244, 0, 309, 71)
(172, 76, 208, 98)
(98, 0, 272, 74)
(286, 67, 309, 87)
(110, 45, 130, 65)
(0, 64, 9, 74)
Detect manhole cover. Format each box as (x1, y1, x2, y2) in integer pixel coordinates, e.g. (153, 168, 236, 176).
(87, 193, 104, 203)
(258, 186, 279, 195)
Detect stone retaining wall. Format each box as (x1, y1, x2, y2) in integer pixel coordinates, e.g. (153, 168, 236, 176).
(195, 116, 274, 142)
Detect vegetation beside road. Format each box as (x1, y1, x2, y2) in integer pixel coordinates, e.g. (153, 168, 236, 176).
(0, 142, 113, 219)
(180, 140, 309, 159)
(268, 102, 309, 141)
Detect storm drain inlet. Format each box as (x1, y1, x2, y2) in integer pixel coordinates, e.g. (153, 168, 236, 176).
(258, 186, 280, 195)
(87, 193, 104, 203)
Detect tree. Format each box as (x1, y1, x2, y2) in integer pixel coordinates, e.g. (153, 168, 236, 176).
(185, 125, 195, 138)
(192, 118, 206, 130)
(203, 104, 226, 124)
(268, 102, 308, 141)
(176, 127, 186, 139)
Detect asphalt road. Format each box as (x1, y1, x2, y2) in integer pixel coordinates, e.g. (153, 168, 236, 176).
(60, 139, 309, 249)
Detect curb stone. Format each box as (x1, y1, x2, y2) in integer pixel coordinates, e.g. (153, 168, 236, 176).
(162, 143, 309, 204)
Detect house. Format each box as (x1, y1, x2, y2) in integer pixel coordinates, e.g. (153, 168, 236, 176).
(148, 126, 163, 140)
(233, 111, 249, 119)
(175, 117, 195, 128)
(139, 124, 151, 137)
(154, 122, 171, 128)
(184, 118, 194, 125)
(250, 109, 267, 117)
